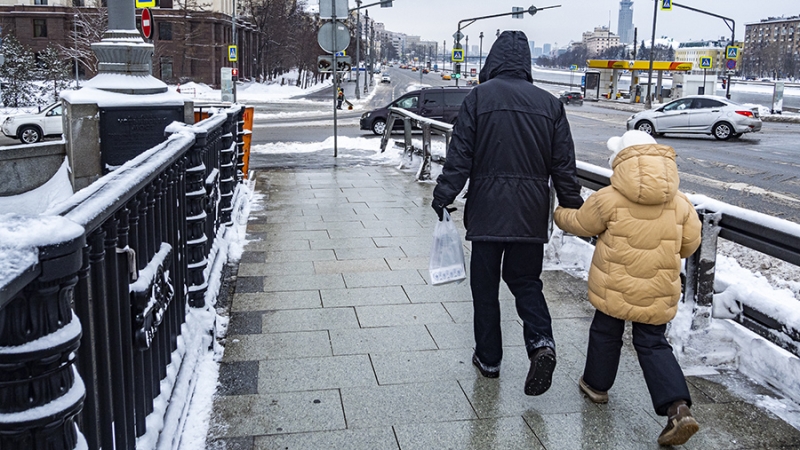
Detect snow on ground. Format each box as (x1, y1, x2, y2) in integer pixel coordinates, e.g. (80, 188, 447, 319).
(0, 157, 73, 215)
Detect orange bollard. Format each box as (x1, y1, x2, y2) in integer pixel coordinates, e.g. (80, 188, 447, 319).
(241, 106, 254, 178)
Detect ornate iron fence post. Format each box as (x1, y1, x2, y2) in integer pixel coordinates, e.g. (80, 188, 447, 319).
(186, 129, 211, 307)
(0, 217, 87, 450)
(219, 112, 237, 226)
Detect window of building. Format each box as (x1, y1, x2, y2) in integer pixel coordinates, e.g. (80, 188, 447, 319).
(72, 0, 83, 5)
(33, 19, 47, 37)
(34, 0, 47, 4)
(160, 57, 173, 81)
(159, 22, 172, 40)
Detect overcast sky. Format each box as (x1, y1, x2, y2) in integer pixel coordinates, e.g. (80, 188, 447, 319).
(317, 0, 797, 54)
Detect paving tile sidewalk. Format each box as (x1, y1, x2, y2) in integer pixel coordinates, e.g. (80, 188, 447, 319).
(207, 165, 800, 450)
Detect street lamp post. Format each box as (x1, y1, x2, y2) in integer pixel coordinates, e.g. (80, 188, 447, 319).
(479, 31, 484, 73)
(453, 5, 559, 86)
(465, 35, 469, 79)
(644, 0, 658, 109)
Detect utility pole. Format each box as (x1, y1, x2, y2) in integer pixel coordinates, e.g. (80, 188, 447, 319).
(354, 0, 361, 100)
(364, 9, 370, 94)
(73, 14, 79, 88)
(645, 0, 658, 109)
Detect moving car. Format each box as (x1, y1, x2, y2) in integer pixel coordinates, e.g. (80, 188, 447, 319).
(360, 86, 473, 135)
(626, 95, 762, 140)
(1, 102, 63, 144)
(559, 91, 583, 106)
(441, 73, 452, 81)
(381, 73, 391, 84)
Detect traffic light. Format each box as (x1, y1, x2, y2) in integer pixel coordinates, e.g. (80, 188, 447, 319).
(455, 63, 461, 75)
(231, 68, 239, 81)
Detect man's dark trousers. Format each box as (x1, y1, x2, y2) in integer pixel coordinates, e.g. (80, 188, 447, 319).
(471, 242, 555, 368)
(583, 310, 692, 416)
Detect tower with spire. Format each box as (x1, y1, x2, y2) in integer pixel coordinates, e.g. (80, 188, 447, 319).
(618, 0, 635, 45)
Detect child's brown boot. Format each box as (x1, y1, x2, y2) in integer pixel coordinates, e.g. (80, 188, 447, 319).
(657, 400, 699, 446)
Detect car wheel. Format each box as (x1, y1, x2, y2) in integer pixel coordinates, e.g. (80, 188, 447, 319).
(19, 126, 41, 144)
(635, 120, 655, 136)
(712, 122, 733, 140)
(371, 119, 386, 135)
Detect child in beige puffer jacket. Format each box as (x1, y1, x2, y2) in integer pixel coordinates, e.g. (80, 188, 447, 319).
(554, 130, 702, 446)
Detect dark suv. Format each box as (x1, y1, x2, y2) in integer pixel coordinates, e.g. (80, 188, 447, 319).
(559, 91, 584, 106)
(360, 86, 473, 135)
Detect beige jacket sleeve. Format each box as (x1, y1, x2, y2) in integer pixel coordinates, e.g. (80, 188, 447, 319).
(678, 193, 702, 259)
(553, 191, 609, 238)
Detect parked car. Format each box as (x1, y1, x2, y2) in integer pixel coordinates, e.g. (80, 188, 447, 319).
(360, 86, 473, 135)
(381, 73, 391, 84)
(559, 91, 583, 105)
(1, 102, 63, 144)
(626, 95, 762, 140)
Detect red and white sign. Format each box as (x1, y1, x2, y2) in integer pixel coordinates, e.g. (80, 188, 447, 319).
(141, 8, 152, 39)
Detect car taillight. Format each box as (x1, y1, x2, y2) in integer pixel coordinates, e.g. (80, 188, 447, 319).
(735, 110, 754, 118)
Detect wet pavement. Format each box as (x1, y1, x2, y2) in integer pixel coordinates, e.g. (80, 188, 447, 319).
(206, 161, 800, 449)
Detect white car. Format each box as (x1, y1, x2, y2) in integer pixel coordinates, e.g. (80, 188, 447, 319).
(626, 95, 762, 140)
(381, 73, 391, 84)
(2, 102, 64, 144)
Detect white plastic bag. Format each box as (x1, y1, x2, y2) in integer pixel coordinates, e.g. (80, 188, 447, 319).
(429, 210, 466, 285)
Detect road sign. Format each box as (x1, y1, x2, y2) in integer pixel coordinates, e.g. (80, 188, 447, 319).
(453, 31, 464, 42)
(319, 0, 349, 19)
(700, 57, 712, 69)
(317, 55, 351, 73)
(135, 0, 155, 8)
(726, 59, 737, 70)
(318, 21, 350, 54)
(140, 8, 152, 39)
(569, 64, 578, 71)
(334, 51, 346, 57)
(726, 46, 739, 59)
(452, 49, 464, 62)
(660, 0, 672, 11)
(228, 45, 238, 62)
(512, 6, 524, 18)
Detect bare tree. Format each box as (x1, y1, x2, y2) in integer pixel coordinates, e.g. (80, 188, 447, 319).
(171, 0, 212, 81)
(57, 4, 107, 77)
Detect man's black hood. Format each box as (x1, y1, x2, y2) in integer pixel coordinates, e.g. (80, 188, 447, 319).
(478, 30, 533, 84)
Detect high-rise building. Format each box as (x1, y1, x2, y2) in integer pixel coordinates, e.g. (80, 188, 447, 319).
(529, 40, 535, 54)
(618, 0, 634, 45)
(543, 43, 551, 55)
(533, 47, 543, 57)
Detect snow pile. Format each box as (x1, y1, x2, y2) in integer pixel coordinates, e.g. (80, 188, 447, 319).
(0, 157, 74, 216)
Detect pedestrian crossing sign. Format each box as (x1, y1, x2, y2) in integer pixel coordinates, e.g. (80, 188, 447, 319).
(660, 0, 672, 10)
(700, 57, 712, 69)
(228, 45, 238, 62)
(452, 49, 464, 62)
(726, 46, 739, 60)
(135, 0, 155, 7)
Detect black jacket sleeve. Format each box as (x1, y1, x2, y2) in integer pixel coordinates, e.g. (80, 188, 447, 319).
(432, 90, 477, 206)
(549, 102, 584, 210)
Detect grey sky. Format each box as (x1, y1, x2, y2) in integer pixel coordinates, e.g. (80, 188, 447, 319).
(328, 0, 797, 55)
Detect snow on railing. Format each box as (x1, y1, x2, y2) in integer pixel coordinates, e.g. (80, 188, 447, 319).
(380, 106, 453, 181)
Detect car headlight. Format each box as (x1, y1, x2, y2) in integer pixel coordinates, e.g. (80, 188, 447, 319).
(362, 112, 370, 119)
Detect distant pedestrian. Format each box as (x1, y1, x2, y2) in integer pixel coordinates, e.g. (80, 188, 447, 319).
(432, 30, 584, 396)
(337, 87, 344, 109)
(554, 130, 702, 446)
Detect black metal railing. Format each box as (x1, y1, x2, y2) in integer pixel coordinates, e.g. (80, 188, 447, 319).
(0, 105, 245, 450)
(380, 107, 453, 181)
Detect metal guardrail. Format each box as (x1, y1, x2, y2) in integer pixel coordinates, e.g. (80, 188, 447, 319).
(0, 106, 245, 450)
(380, 106, 453, 181)
(575, 163, 800, 358)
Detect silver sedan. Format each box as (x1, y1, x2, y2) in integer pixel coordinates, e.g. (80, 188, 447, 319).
(627, 95, 762, 140)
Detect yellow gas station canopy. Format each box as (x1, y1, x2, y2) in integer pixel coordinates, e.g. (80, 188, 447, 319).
(586, 60, 693, 71)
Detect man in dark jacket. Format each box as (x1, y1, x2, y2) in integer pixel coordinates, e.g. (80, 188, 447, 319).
(432, 30, 584, 396)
